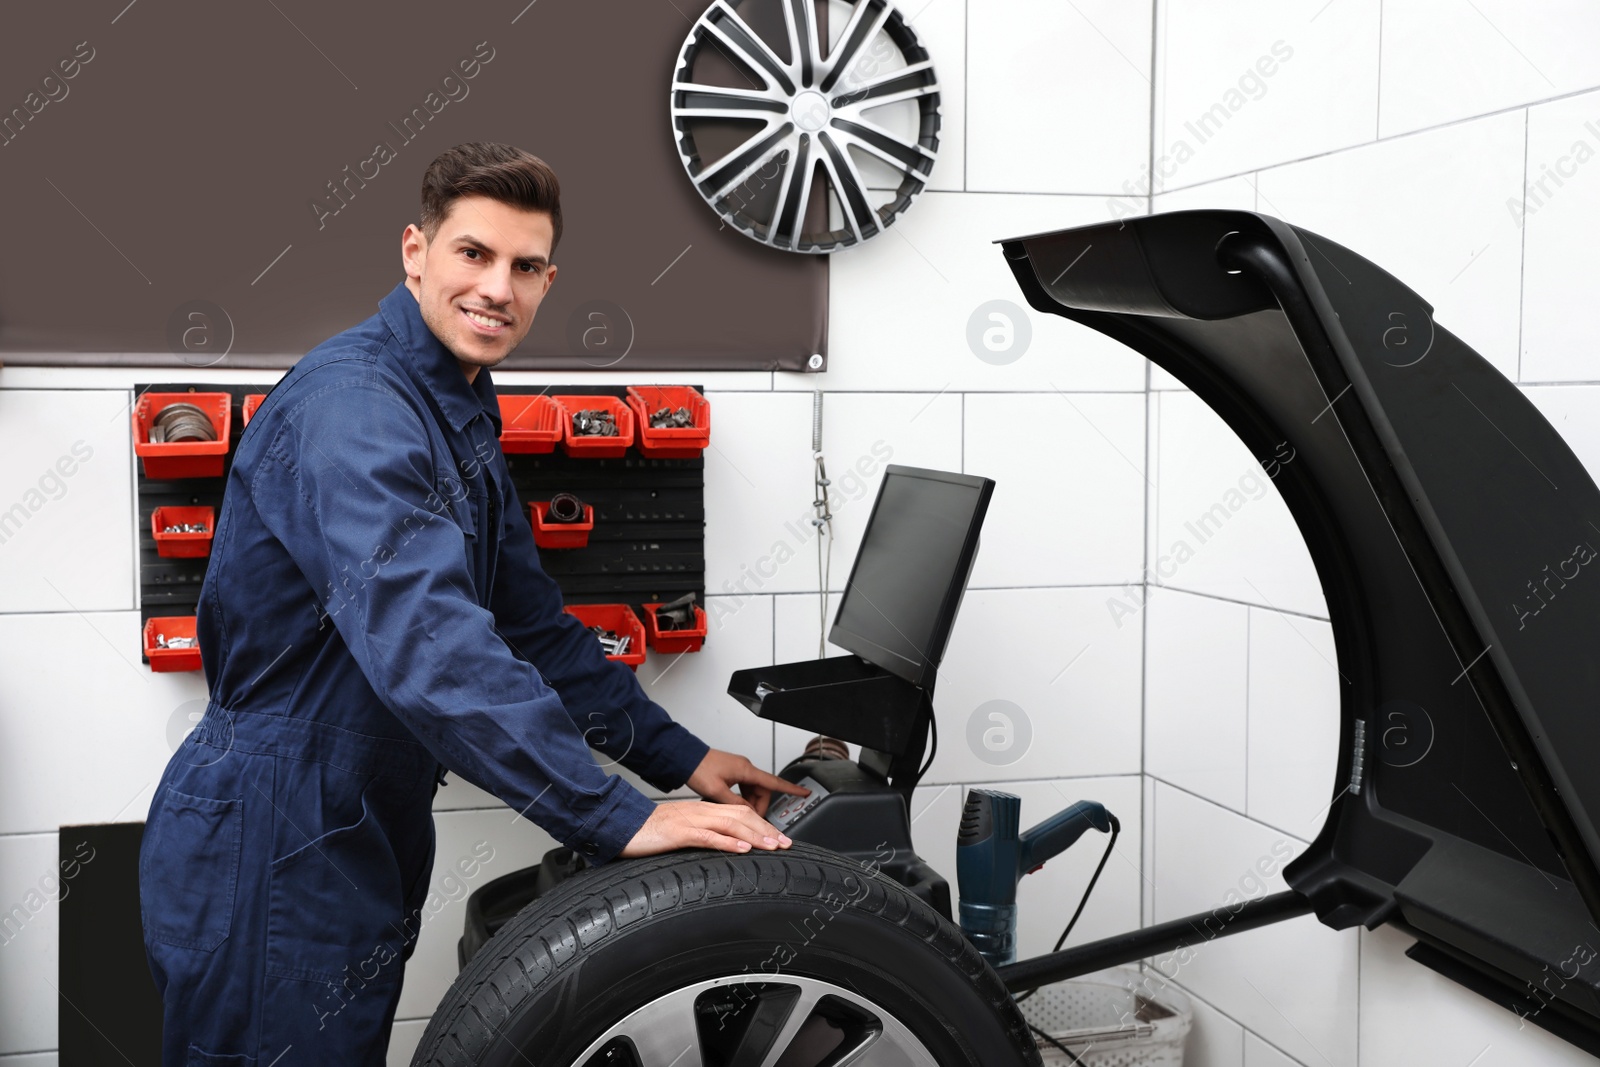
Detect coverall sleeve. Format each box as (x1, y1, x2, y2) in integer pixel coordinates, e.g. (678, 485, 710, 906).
(251, 373, 655, 863)
(488, 475, 710, 794)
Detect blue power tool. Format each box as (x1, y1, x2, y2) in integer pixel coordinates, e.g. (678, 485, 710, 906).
(956, 788, 1115, 966)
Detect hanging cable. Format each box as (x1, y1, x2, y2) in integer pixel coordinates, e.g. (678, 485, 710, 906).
(811, 389, 834, 659)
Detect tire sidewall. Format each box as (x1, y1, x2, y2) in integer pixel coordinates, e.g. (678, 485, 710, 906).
(471, 869, 1029, 1067)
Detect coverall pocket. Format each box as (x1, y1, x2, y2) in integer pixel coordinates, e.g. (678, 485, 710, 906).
(186, 1046, 254, 1066)
(264, 785, 408, 986)
(139, 789, 242, 951)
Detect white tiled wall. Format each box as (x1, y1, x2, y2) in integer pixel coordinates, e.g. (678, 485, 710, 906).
(6, 6, 1600, 1066)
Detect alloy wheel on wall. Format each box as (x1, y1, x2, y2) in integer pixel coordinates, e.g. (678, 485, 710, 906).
(671, 0, 941, 253)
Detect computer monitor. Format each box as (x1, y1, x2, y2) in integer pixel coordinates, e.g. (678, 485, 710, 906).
(828, 465, 995, 690)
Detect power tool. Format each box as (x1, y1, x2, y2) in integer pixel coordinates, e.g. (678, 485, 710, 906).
(956, 788, 1116, 967)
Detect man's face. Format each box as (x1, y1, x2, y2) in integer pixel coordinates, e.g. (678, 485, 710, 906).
(401, 194, 558, 378)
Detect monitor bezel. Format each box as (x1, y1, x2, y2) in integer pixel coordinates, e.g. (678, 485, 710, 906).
(827, 464, 995, 690)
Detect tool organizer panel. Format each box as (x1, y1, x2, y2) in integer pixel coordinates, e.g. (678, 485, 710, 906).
(134, 382, 707, 669)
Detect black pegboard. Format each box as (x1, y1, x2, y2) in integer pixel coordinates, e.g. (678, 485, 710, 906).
(134, 382, 706, 666)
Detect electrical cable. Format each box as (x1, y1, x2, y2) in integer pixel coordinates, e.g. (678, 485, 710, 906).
(1013, 816, 1121, 1006)
(917, 712, 938, 778)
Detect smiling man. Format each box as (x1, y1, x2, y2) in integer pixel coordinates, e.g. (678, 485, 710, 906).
(138, 142, 803, 1066)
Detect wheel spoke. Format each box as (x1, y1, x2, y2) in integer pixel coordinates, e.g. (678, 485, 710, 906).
(704, 1, 796, 96)
(701, 126, 795, 202)
(828, 120, 935, 180)
(770, 138, 815, 249)
(673, 83, 789, 120)
(817, 130, 879, 243)
(832, 60, 938, 110)
(780, 0, 822, 88)
(598, 985, 707, 1067)
(754, 983, 829, 1067)
(839, 1029, 941, 1067)
(820, 0, 893, 93)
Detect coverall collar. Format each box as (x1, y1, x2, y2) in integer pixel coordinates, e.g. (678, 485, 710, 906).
(378, 281, 502, 435)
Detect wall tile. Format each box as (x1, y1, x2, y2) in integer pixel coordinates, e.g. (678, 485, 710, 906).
(0, 834, 60, 1055)
(931, 587, 1143, 783)
(911, 775, 1142, 959)
(1521, 90, 1600, 382)
(1154, 0, 1379, 190)
(1180, 984, 1247, 1067)
(0, 611, 202, 836)
(1247, 608, 1342, 840)
(1358, 923, 1597, 1067)
(387, 1019, 426, 1067)
(1145, 590, 1249, 812)
(0, 390, 134, 614)
(703, 392, 820, 596)
(968, 0, 1152, 195)
(1150, 783, 1357, 1067)
(798, 192, 1148, 394)
(1254, 109, 1526, 378)
(1244, 1032, 1306, 1067)
(1379, 1, 1600, 138)
(966, 392, 1146, 589)
(1150, 392, 1326, 618)
(393, 809, 553, 1020)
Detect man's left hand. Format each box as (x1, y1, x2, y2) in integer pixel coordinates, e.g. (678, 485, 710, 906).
(687, 748, 810, 817)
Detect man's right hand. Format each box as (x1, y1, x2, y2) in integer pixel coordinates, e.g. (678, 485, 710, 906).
(619, 799, 793, 858)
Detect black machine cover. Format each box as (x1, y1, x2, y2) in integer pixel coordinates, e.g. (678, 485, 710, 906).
(1001, 211, 1600, 1046)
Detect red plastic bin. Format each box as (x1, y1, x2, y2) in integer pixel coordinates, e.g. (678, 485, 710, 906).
(498, 394, 564, 454)
(151, 505, 216, 559)
(642, 601, 708, 654)
(242, 393, 266, 426)
(627, 386, 711, 459)
(562, 603, 647, 670)
(143, 615, 203, 673)
(553, 395, 635, 458)
(530, 500, 595, 549)
(133, 392, 232, 479)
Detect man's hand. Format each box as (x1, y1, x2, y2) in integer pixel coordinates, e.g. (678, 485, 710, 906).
(686, 748, 811, 817)
(619, 799, 792, 858)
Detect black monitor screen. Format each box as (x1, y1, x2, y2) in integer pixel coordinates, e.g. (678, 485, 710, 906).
(829, 466, 994, 689)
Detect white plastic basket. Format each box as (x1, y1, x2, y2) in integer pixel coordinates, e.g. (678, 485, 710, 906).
(1017, 966, 1191, 1067)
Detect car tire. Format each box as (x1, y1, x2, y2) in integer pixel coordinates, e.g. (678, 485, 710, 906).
(411, 841, 1041, 1067)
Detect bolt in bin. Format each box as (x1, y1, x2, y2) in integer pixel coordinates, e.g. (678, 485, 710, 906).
(133, 391, 232, 479)
(530, 500, 595, 549)
(1019, 967, 1192, 1067)
(151, 505, 216, 559)
(143, 615, 203, 673)
(498, 394, 564, 454)
(242, 393, 266, 426)
(552, 394, 635, 458)
(562, 603, 647, 670)
(641, 601, 708, 654)
(627, 385, 711, 459)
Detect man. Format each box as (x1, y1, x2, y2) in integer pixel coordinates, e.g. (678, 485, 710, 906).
(139, 142, 805, 1065)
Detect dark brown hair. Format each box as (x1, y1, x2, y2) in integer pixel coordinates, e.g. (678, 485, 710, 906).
(419, 142, 563, 252)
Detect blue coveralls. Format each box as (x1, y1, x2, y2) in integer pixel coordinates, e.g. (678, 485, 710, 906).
(139, 281, 709, 1066)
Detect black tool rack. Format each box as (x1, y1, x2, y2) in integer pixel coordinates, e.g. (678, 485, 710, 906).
(134, 382, 706, 668)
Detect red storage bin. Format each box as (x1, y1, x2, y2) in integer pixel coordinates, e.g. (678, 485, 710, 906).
(498, 394, 564, 453)
(530, 500, 595, 549)
(642, 601, 708, 654)
(553, 395, 635, 458)
(627, 385, 711, 459)
(133, 392, 232, 478)
(151, 505, 216, 559)
(144, 615, 203, 673)
(562, 603, 647, 670)
(241, 393, 266, 426)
